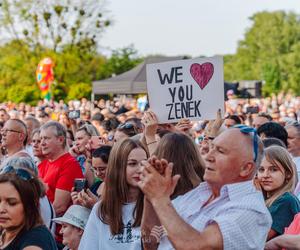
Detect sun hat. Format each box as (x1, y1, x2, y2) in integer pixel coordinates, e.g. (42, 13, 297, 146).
(52, 205, 91, 230)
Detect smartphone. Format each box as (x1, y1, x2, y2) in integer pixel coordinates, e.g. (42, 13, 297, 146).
(68, 110, 80, 119)
(246, 106, 259, 114)
(74, 178, 88, 192)
(90, 136, 106, 149)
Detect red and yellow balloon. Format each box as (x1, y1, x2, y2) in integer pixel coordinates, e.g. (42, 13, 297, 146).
(36, 58, 54, 100)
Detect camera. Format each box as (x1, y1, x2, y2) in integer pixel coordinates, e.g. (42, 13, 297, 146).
(74, 178, 88, 192)
(68, 110, 80, 119)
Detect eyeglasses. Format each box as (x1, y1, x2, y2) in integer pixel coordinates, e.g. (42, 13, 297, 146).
(91, 166, 107, 173)
(233, 125, 258, 162)
(1, 129, 23, 134)
(1, 166, 34, 181)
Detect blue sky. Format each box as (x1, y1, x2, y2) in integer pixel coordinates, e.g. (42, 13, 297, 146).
(100, 0, 300, 57)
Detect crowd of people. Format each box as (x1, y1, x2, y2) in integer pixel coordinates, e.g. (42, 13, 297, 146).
(0, 92, 299, 249)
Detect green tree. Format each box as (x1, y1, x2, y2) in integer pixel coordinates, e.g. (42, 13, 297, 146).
(0, 1, 143, 103)
(67, 82, 91, 101)
(0, 40, 142, 103)
(224, 11, 300, 95)
(102, 46, 143, 77)
(0, 0, 111, 52)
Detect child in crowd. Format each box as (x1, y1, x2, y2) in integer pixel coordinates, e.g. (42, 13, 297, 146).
(257, 145, 300, 240)
(79, 138, 148, 249)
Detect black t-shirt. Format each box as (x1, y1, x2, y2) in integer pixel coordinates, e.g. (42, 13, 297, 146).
(90, 179, 102, 196)
(2, 225, 57, 250)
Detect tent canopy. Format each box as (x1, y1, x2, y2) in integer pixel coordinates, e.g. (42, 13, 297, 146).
(92, 56, 184, 95)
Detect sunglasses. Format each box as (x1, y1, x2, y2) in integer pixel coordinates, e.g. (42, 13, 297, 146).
(107, 134, 114, 141)
(233, 125, 258, 162)
(1, 166, 34, 181)
(118, 123, 134, 129)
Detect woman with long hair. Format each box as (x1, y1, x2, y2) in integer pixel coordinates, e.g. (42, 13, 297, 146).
(141, 132, 205, 249)
(257, 145, 300, 240)
(4, 157, 56, 236)
(153, 132, 204, 198)
(0, 164, 56, 249)
(79, 138, 148, 249)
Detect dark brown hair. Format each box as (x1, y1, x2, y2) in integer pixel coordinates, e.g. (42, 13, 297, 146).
(98, 138, 148, 235)
(0, 172, 43, 231)
(154, 132, 205, 198)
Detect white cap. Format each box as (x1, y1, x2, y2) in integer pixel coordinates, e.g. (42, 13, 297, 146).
(52, 205, 91, 230)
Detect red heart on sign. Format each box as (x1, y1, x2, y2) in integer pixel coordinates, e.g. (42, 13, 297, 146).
(190, 63, 214, 90)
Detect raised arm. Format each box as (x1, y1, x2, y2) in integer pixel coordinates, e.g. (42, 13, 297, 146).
(142, 111, 159, 156)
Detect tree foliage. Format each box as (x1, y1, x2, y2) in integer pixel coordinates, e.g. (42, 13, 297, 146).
(0, 1, 142, 104)
(0, 0, 110, 52)
(0, 41, 141, 104)
(102, 46, 143, 77)
(224, 11, 300, 95)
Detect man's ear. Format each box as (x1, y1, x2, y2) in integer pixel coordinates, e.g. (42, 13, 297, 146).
(57, 136, 65, 146)
(78, 228, 84, 236)
(240, 162, 255, 177)
(18, 132, 26, 142)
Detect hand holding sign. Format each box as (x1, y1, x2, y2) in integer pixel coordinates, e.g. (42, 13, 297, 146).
(175, 118, 193, 134)
(142, 110, 159, 138)
(146, 56, 224, 123)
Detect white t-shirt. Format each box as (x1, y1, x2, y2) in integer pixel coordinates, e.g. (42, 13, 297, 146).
(40, 196, 56, 236)
(293, 156, 300, 181)
(79, 202, 141, 250)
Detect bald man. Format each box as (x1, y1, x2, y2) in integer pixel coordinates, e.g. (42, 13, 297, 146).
(0, 119, 31, 167)
(140, 126, 272, 250)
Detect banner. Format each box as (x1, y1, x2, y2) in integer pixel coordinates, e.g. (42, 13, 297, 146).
(146, 56, 224, 123)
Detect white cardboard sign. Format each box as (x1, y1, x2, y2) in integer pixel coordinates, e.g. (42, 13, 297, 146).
(146, 56, 224, 123)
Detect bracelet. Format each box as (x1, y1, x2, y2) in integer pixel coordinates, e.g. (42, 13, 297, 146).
(146, 140, 157, 146)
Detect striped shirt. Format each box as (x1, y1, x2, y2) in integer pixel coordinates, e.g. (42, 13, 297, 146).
(158, 180, 272, 250)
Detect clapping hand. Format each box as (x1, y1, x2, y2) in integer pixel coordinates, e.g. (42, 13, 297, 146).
(138, 158, 180, 205)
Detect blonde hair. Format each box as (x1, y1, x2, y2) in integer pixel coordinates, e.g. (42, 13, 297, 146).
(263, 145, 297, 207)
